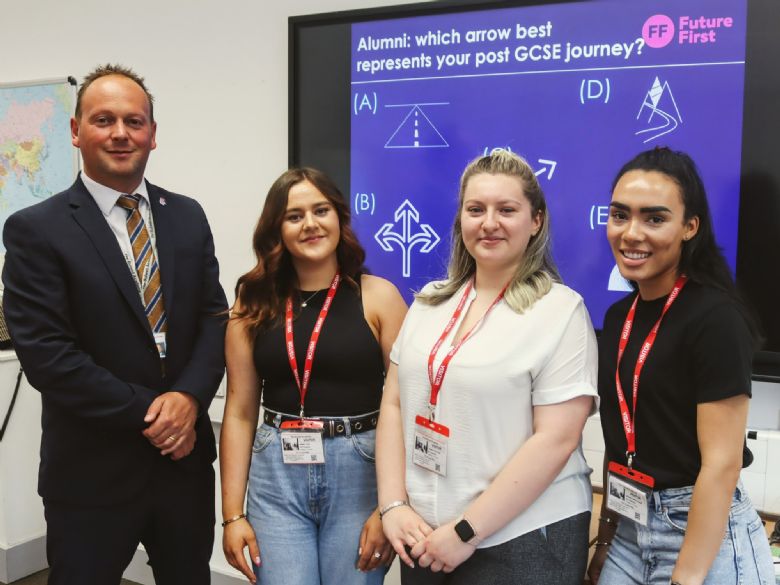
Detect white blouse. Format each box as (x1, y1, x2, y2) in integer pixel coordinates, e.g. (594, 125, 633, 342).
(390, 281, 598, 547)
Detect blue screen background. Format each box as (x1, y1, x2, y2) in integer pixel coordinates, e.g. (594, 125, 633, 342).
(350, 0, 746, 328)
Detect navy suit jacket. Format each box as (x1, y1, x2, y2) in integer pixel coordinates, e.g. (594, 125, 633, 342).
(2, 176, 228, 505)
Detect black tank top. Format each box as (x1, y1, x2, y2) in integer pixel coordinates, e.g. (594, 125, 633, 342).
(254, 283, 385, 416)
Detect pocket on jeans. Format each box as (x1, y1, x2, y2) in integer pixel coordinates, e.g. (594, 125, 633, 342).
(351, 430, 376, 462)
(252, 424, 275, 453)
(746, 515, 774, 584)
(662, 506, 689, 533)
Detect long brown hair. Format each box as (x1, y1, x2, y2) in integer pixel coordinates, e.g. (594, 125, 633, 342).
(233, 168, 365, 333)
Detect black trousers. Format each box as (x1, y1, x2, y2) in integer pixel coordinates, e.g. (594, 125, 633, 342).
(44, 461, 214, 585)
(401, 511, 590, 585)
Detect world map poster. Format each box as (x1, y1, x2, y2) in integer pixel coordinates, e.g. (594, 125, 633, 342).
(0, 79, 79, 253)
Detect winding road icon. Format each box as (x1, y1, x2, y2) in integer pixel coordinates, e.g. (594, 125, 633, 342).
(635, 76, 682, 143)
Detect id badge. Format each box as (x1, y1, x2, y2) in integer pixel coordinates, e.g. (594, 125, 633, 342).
(413, 415, 450, 476)
(279, 419, 325, 464)
(606, 461, 655, 526)
(154, 332, 167, 358)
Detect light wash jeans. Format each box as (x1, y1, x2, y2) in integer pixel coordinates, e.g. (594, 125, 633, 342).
(600, 483, 775, 585)
(247, 422, 385, 585)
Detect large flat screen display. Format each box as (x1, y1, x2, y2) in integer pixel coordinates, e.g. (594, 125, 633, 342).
(290, 0, 780, 377)
(350, 0, 745, 329)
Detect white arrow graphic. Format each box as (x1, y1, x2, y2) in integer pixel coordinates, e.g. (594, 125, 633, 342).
(534, 159, 557, 180)
(375, 199, 441, 277)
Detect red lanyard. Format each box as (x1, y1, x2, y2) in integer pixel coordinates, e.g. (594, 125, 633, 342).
(285, 272, 340, 417)
(426, 279, 507, 418)
(615, 275, 687, 467)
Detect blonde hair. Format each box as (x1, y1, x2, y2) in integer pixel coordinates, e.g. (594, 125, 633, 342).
(417, 149, 560, 312)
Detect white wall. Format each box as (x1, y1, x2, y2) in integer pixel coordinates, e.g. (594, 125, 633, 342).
(3, 0, 431, 303)
(0, 355, 46, 583)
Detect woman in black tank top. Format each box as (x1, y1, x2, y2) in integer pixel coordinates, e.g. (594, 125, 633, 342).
(220, 168, 407, 585)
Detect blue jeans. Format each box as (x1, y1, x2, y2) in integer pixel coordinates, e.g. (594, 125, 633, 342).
(247, 422, 385, 585)
(600, 483, 775, 585)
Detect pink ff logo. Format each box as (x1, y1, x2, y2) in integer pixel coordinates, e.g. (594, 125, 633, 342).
(642, 15, 675, 48)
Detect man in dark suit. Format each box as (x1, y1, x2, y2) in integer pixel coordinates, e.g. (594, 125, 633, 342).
(2, 64, 228, 584)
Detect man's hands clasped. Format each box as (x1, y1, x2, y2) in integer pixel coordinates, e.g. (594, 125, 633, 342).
(143, 391, 199, 460)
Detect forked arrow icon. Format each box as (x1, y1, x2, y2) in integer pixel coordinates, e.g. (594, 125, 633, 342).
(374, 199, 440, 277)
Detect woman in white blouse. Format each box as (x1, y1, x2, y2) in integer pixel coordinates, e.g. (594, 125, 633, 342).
(376, 149, 598, 584)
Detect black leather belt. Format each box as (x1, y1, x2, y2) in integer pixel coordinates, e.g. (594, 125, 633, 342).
(262, 410, 379, 438)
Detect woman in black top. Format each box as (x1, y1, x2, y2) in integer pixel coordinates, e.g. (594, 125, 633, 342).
(588, 148, 774, 585)
(220, 168, 407, 584)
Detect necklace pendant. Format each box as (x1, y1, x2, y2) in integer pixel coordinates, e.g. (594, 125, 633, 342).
(300, 289, 321, 308)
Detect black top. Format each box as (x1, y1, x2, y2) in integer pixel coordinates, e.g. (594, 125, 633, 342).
(598, 281, 753, 490)
(254, 283, 385, 416)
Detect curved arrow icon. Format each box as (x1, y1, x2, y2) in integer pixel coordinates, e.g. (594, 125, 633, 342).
(409, 223, 440, 253)
(374, 223, 404, 252)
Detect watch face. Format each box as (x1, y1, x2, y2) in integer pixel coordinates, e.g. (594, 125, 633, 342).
(454, 519, 475, 543)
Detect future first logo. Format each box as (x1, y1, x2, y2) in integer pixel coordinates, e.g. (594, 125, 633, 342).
(641, 14, 735, 48)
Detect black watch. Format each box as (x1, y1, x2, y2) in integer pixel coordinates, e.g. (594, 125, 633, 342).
(454, 518, 477, 543)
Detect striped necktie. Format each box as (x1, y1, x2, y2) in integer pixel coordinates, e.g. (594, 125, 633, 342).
(116, 194, 168, 333)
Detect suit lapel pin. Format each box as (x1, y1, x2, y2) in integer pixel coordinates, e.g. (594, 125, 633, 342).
(159, 196, 167, 206)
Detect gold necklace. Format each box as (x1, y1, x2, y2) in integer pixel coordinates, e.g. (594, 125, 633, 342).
(300, 289, 322, 308)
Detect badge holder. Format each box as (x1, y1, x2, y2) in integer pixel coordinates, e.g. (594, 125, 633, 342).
(606, 460, 654, 526)
(605, 278, 684, 527)
(417, 279, 507, 478)
(280, 273, 340, 465)
(154, 332, 167, 359)
(279, 419, 325, 464)
(413, 414, 450, 476)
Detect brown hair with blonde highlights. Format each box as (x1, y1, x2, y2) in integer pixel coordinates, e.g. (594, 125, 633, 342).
(417, 149, 560, 313)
